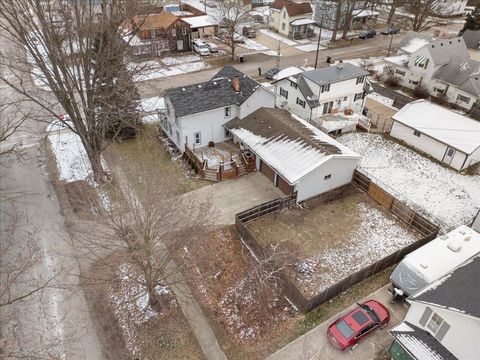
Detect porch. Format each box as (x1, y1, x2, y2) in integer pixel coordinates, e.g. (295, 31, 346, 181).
(288, 19, 316, 39)
(311, 110, 371, 135)
(183, 141, 256, 182)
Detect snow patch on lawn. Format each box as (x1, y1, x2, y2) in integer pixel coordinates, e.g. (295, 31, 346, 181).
(160, 54, 201, 65)
(338, 133, 480, 229)
(240, 38, 269, 51)
(130, 60, 211, 82)
(259, 29, 297, 46)
(366, 92, 395, 108)
(295, 43, 325, 52)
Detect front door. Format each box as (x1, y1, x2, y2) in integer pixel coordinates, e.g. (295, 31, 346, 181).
(177, 40, 183, 51)
(443, 147, 455, 165)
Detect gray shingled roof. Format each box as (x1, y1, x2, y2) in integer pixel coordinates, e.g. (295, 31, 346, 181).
(411, 256, 480, 318)
(390, 322, 457, 360)
(433, 57, 480, 97)
(426, 37, 470, 66)
(296, 75, 320, 108)
(165, 66, 261, 118)
(301, 63, 368, 86)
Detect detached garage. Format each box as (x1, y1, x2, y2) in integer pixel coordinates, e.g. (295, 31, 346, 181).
(224, 108, 360, 202)
(391, 100, 480, 171)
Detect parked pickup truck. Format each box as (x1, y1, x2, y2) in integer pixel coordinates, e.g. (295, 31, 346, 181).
(242, 26, 256, 38)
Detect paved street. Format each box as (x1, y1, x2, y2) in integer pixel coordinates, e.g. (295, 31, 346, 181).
(268, 285, 410, 360)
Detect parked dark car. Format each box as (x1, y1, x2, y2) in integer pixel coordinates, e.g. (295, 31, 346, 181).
(381, 27, 400, 35)
(265, 68, 280, 80)
(327, 300, 390, 351)
(359, 29, 377, 39)
(242, 25, 256, 38)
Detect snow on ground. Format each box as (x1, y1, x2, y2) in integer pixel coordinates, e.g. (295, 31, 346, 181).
(239, 38, 269, 51)
(296, 202, 417, 294)
(140, 96, 165, 113)
(337, 133, 480, 229)
(129, 60, 211, 82)
(366, 92, 395, 108)
(259, 29, 297, 46)
(160, 54, 201, 65)
(262, 50, 280, 56)
(295, 43, 326, 52)
(314, 27, 357, 41)
(343, 56, 386, 72)
(194, 146, 233, 169)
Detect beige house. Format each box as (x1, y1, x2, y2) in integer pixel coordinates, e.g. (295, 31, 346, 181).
(268, 0, 314, 39)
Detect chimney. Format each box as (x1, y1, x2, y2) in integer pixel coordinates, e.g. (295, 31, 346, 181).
(336, 60, 343, 69)
(232, 76, 240, 92)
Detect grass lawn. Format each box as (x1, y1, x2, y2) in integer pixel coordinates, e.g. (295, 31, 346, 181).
(104, 125, 209, 200)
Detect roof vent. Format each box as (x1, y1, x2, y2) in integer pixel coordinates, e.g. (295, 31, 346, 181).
(182, 88, 186, 91)
(440, 234, 449, 241)
(336, 60, 343, 69)
(420, 263, 428, 269)
(464, 235, 471, 241)
(233, 76, 240, 92)
(447, 241, 461, 252)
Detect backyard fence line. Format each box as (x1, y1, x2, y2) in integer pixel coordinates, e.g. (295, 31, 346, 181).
(234, 180, 440, 314)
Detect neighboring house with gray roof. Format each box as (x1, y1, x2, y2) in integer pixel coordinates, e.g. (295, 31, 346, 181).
(273, 62, 368, 123)
(462, 29, 480, 49)
(388, 255, 480, 360)
(162, 66, 276, 151)
(386, 33, 480, 110)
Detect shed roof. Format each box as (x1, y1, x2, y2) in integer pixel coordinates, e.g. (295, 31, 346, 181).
(301, 62, 368, 86)
(183, 15, 216, 28)
(165, 66, 261, 118)
(224, 108, 359, 184)
(411, 255, 480, 318)
(389, 322, 457, 360)
(392, 100, 480, 154)
(269, 0, 312, 16)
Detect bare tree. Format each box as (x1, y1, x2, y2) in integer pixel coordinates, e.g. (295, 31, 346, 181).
(0, 0, 144, 182)
(401, 0, 453, 32)
(215, 0, 249, 60)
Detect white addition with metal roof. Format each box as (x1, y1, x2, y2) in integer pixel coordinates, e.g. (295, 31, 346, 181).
(390, 100, 480, 171)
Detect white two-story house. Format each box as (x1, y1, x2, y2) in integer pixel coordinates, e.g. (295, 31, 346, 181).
(273, 62, 368, 122)
(162, 66, 276, 152)
(385, 33, 480, 110)
(268, 0, 314, 39)
(388, 255, 480, 360)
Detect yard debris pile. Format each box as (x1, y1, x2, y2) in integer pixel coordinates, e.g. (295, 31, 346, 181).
(338, 133, 480, 229)
(248, 188, 419, 297)
(181, 227, 298, 343)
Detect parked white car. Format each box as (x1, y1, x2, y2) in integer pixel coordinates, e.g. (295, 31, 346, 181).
(192, 39, 209, 56)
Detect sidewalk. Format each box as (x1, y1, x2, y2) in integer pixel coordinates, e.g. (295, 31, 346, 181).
(268, 284, 409, 360)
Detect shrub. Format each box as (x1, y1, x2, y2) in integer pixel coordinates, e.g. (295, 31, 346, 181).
(413, 85, 430, 99)
(384, 75, 400, 88)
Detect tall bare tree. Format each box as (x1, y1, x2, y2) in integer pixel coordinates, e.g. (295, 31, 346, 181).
(401, 0, 454, 32)
(215, 0, 249, 60)
(0, 0, 144, 182)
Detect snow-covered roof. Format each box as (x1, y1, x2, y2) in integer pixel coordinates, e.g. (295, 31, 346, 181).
(390, 322, 456, 360)
(385, 54, 409, 66)
(272, 66, 304, 80)
(353, 9, 379, 18)
(183, 15, 216, 28)
(392, 100, 480, 154)
(224, 108, 359, 184)
(399, 32, 432, 54)
(290, 18, 316, 26)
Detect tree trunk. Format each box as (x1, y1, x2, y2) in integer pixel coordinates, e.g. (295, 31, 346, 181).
(387, 0, 397, 24)
(331, 0, 342, 42)
(83, 139, 105, 183)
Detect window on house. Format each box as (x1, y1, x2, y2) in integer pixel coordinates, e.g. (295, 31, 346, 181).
(320, 84, 330, 93)
(457, 94, 471, 104)
(283, 11, 286, 18)
(356, 76, 364, 84)
(343, 96, 347, 101)
(282, 23, 286, 30)
(224, 106, 231, 118)
(175, 116, 179, 125)
(182, 27, 187, 35)
(409, 80, 419, 85)
(175, 130, 180, 144)
(324, 174, 331, 180)
(290, 81, 298, 89)
(225, 129, 231, 137)
(395, 69, 406, 76)
(194, 131, 201, 145)
(166, 104, 170, 116)
(413, 130, 421, 137)
(172, 28, 176, 37)
(279, 87, 288, 99)
(354, 92, 364, 101)
(433, 87, 445, 94)
(296, 97, 306, 108)
(168, 122, 172, 135)
(427, 313, 444, 334)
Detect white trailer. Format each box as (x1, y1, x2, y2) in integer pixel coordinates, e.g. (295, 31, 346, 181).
(390, 225, 480, 297)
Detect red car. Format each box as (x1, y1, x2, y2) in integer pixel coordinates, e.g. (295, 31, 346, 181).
(327, 300, 390, 351)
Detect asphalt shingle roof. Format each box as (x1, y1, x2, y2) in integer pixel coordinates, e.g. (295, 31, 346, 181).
(390, 322, 457, 360)
(411, 256, 480, 318)
(433, 57, 480, 97)
(462, 30, 480, 49)
(301, 63, 368, 86)
(269, 0, 312, 16)
(165, 66, 261, 118)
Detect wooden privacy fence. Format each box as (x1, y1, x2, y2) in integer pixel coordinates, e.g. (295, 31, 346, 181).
(235, 175, 440, 314)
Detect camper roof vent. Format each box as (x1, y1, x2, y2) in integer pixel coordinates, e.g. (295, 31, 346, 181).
(440, 234, 449, 241)
(464, 235, 471, 241)
(420, 263, 428, 269)
(459, 229, 466, 235)
(447, 241, 461, 252)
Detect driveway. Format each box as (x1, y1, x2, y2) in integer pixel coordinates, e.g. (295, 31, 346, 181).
(183, 172, 284, 225)
(268, 284, 409, 360)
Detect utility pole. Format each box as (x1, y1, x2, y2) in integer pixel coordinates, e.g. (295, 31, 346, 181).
(387, 33, 394, 57)
(314, 18, 323, 69)
(276, 40, 281, 69)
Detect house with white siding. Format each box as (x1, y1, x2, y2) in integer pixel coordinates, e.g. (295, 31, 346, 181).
(224, 108, 360, 202)
(388, 255, 480, 360)
(273, 62, 368, 123)
(390, 100, 480, 171)
(162, 66, 276, 152)
(385, 33, 480, 110)
(268, 0, 314, 39)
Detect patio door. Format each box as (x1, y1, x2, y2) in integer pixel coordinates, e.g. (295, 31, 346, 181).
(443, 147, 455, 165)
(322, 101, 333, 115)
